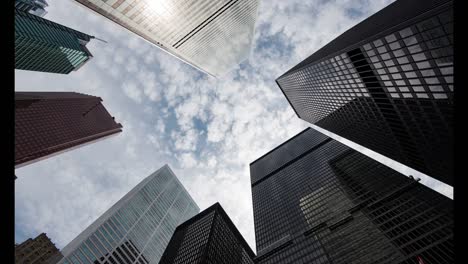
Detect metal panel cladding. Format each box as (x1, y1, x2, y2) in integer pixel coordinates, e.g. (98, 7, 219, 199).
(57, 165, 200, 264)
(250, 128, 453, 264)
(275, 0, 453, 186)
(73, 0, 259, 77)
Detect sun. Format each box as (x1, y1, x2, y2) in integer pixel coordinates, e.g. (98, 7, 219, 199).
(146, 0, 173, 19)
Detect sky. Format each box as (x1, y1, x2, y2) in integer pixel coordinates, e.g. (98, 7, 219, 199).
(14, 0, 452, 253)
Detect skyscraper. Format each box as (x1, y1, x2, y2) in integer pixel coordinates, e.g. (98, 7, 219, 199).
(15, 233, 63, 264)
(57, 165, 200, 264)
(159, 203, 255, 264)
(72, 0, 259, 77)
(251, 128, 453, 264)
(15, 92, 122, 169)
(15, 0, 49, 17)
(15, 7, 94, 74)
(275, 0, 453, 185)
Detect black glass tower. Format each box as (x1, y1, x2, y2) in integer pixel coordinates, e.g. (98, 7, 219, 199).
(275, 0, 453, 186)
(159, 203, 255, 264)
(250, 128, 453, 264)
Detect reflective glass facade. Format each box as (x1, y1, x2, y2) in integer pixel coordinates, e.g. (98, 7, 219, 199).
(250, 128, 453, 264)
(15, 0, 48, 17)
(276, 0, 453, 186)
(57, 165, 200, 264)
(15, 7, 94, 74)
(160, 203, 255, 264)
(15, 92, 122, 169)
(73, 0, 259, 77)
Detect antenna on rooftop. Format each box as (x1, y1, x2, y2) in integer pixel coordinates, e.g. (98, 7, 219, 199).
(91, 36, 108, 44)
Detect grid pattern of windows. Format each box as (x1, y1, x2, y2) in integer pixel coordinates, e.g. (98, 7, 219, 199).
(277, 51, 371, 122)
(251, 128, 453, 264)
(250, 129, 329, 185)
(163, 210, 215, 264)
(15, 233, 62, 264)
(362, 11, 453, 100)
(15, 92, 123, 168)
(73, 0, 259, 76)
(15, 0, 48, 17)
(57, 165, 200, 264)
(160, 203, 255, 264)
(276, 0, 453, 186)
(15, 8, 93, 74)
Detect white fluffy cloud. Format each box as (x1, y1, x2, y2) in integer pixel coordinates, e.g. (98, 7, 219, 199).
(122, 80, 142, 103)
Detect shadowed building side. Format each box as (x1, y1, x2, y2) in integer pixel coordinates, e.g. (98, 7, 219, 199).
(250, 128, 453, 264)
(275, 0, 453, 186)
(160, 203, 255, 264)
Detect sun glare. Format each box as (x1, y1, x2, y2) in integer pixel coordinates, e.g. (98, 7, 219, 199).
(146, 0, 173, 18)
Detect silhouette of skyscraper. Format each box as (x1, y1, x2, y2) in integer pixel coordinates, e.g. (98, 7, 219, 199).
(276, 0, 453, 186)
(251, 128, 453, 264)
(160, 203, 255, 264)
(15, 92, 122, 169)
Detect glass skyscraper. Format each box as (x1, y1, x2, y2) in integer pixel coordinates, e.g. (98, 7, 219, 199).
(15, 7, 94, 74)
(72, 0, 259, 77)
(275, 0, 453, 186)
(57, 165, 200, 264)
(251, 128, 453, 264)
(160, 203, 255, 264)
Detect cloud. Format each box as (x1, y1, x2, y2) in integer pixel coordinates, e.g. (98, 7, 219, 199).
(172, 128, 200, 152)
(122, 80, 142, 103)
(178, 153, 198, 168)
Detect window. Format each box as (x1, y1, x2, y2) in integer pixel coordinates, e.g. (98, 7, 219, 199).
(385, 34, 397, 43)
(433, 93, 448, 99)
(412, 53, 427, 61)
(397, 57, 409, 64)
(373, 39, 384, 47)
(389, 42, 401, 50)
(413, 86, 425, 92)
(420, 69, 435, 77)
(399, 27, 414, 38)
(429, 85, 443, 92)
(404, 36, 417, 46)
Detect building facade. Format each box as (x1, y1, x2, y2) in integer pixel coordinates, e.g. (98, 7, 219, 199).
(159, 203, 255, 264)
(250, 128, 453, 264)
(57, 165, 200, 264)
(15, 0, 49, 17)
(15, 7, 94, 74)
(15, 233, 63, 264)
(15, 92, 122, 169)
(72, 0, 259, 77)
(275, 0, 453, 186)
